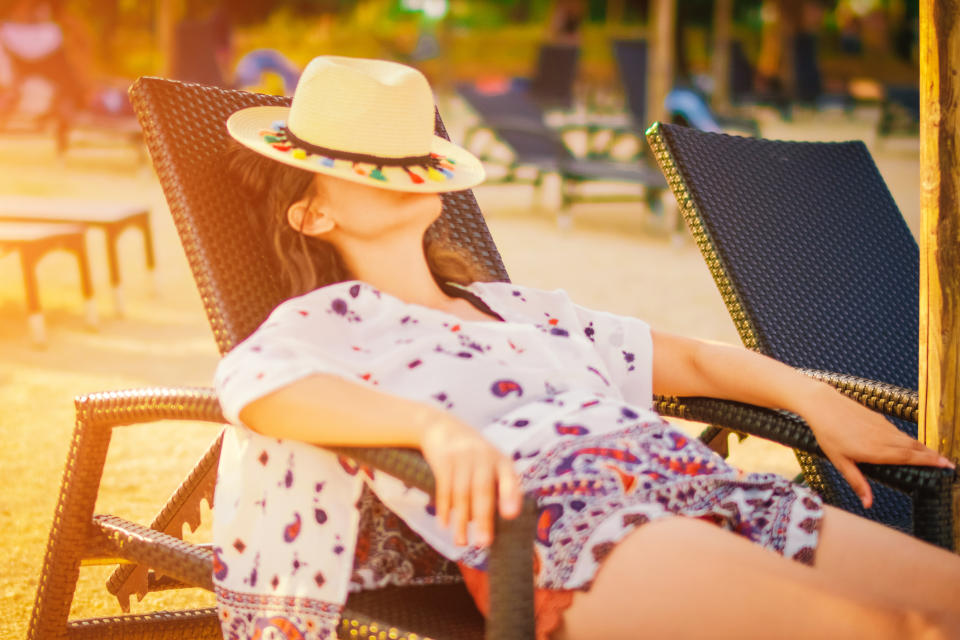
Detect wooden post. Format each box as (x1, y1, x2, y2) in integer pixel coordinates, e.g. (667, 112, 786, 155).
(919, 0, 960, 548)
(156, 0, 183, 76)
(607, 0, 625, 25)
(756, 0, 781, 95)
(777, 0, 800, 102)
(648, 0, 676, 126)
(711, 0, 733, 112)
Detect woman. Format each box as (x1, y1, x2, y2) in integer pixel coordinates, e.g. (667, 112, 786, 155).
(213, 56, 960, 640)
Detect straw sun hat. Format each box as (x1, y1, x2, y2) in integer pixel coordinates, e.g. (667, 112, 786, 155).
(227, 56, 485, 193)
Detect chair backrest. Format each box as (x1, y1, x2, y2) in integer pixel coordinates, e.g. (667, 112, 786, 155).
(646, 122, 919, 532)
(647, 122, 919, 392)
(612, 39, 648, 129)
(529, 43, 579, 109)
(730, 40, 754, 103)
(457, 81, 567, 164)
(129, 77, 509, 355)
(792, 33, 823, 103)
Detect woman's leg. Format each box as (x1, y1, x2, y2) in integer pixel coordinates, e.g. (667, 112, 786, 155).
(813, 505, 960, 614)
(555, 515, 954, 639)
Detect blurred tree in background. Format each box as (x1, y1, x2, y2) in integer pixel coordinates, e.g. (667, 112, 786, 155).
(0, 0, 919, 93)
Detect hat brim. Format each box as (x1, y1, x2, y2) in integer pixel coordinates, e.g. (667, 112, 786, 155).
(227, 106, 486, 193)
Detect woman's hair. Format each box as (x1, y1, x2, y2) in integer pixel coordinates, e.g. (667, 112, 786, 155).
(224, 142, 479, 298)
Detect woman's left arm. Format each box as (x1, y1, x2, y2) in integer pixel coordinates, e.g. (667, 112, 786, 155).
(650, 330, 954, 508)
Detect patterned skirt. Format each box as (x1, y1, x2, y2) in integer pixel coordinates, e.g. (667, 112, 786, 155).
(460, 419, 824, 592)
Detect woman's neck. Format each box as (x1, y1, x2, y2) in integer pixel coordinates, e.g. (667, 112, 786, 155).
(335, 228, 452, 310)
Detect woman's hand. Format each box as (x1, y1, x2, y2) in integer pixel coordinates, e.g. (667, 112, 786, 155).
(799, 385, 955, 509)
(419, 415, 522, 547)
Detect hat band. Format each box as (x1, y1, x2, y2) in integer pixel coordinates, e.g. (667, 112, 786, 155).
(281, 126, 433, 167)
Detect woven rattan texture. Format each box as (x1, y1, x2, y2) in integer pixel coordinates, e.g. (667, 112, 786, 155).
(130, 77, 508, 356)
(799, 369, 918, 422)
(342, 585, 484, 640)
(646, 123, 929, 536)
(66, 608, 222, 640)
(107, 433, 222, 605)
(653, 124, 919, 392)
(92, 515, 215, 590)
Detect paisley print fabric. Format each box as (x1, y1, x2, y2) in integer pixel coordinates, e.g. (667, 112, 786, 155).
(212, 280, 823, 639)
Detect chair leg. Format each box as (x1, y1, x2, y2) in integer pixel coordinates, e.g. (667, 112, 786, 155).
(913, 481, 955, 551)
(557, 176, 574, 229)
(104, 224, 125, 316)
(136, 213, 159, 297)
(66, 233, 98, 329)
(28, 407, 115, 640)
(19, 246, 46, 345)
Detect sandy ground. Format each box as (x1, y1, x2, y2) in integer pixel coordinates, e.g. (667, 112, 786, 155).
(0, 101, 921, 637)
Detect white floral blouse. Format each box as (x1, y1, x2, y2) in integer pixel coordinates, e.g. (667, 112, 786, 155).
(212, 280, 823, 640)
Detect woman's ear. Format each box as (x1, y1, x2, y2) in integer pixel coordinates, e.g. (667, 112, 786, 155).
(287, 199, 335, 237)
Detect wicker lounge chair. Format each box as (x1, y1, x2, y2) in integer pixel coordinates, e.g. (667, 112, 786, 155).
(527, 43, 579, 111)
(612, 39, 759, 138)
(877, 85, 920, 139)
(28, 80, 955, 640)
(457, 80, 666, 227)
(645, 121, 954, 544)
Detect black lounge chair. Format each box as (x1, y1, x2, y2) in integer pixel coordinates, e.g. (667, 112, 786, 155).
(527, 43, 580, 111)
(458, 80, 666, 226)
(613, 39, 759, 137)
(729, 41, 756, 106)
(877, 85, 920, 139)
(646, 121, 954, 544)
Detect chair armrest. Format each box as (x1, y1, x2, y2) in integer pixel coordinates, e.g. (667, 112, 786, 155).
(798, 368, 918, 422)
(83, 387, 537, 639)
(328, 444, 538, 640)
(75, 387, 226, 429)
(654, 394, 954, 495)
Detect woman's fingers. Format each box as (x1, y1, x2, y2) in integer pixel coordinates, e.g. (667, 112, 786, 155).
(855, 432, 954, 468)
(420, 419, 524, 546)
(433, 454, 453, 527)
(452, 457, 473, 546)
(471, 459, 495, 546)
(498, 458, 522, 520)
(831, 454, 873, 508)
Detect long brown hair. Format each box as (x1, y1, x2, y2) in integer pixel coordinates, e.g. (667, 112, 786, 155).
(224, 142, 478, 298)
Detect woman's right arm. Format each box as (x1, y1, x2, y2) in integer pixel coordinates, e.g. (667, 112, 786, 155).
(239, 372, 445, 446)
(238, 374, 521, 546)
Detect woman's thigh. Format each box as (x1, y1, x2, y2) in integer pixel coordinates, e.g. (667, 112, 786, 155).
(814, 504, 960, 614)
(554, 515, 947, 640)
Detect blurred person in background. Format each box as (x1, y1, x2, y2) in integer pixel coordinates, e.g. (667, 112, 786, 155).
(0, 0, 90, 151)
(170, 0, 232, 87)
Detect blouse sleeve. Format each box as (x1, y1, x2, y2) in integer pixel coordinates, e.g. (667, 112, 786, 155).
(570, 303, 655, 409)
(214, 289, 366, 425)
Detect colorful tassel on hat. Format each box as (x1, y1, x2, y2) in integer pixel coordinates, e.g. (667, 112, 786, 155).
(439, 168, 454, 179)
(353, 163, 367, 176)
(403, 167, 425, 184)
(427, 167, 446, 181)
(272, 143, 291, 152)
(292, 149, 307, 160)
(369, 167, 387, 181)
(272, 120, 287, 130)
(264, 135, 285, 143)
